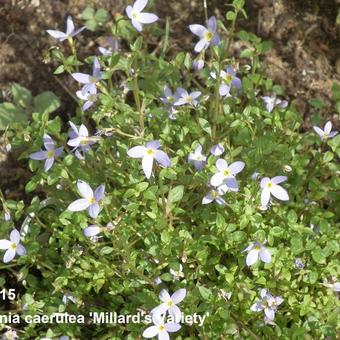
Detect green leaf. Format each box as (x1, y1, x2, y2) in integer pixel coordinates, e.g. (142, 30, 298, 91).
(82, 7, 95, 20)
(11, 83, 32, 108)
(33, 91, 60, 115)
(0, 102, 27, 130)
(311, 248, 326, 264)
(226, 11, 236, 21)
(198, 286, 212, 300)
(95, 8, 109, 23)
(198, 118, 212, 135)
(168, 185, 184, 203)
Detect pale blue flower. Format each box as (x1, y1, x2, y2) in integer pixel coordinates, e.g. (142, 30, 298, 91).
(126, 0, 158, 32)
(76, 87, 97, 111)
(244, 242, 271, 266)
(173, 88, 201, 107)
(211, 65, 241, 96)
(262, 95, 288, 113)
(313, 121, 338, 140)
(143, 314, 181, 339)
(150, 288, 186, 321)
(29, 134, 63, 172)
(0, 229, 26, 263)
(67, 180, 105, 218)
(127, 141, 171, 179)
(210, 159, 245, 187)
(260, 176, 289, 206)
(188, 144, 206, 171)
(189, 16, 220, 53)
(47, 16, 85, 42)
(251, 289, 283, 321)
(202, 185, 228, 205)
(72, 57, 102, 95)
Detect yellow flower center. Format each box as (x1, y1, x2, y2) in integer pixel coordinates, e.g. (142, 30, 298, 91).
(254, 246, 261, 251)
(223, 169, 231, 177)
(167, 300, 174, 307)
(132, 11, 138, 19)
(90, 76, 98, 83)
(47, 150, 54, 158)
(88, 94, 96, 101)
(196, 155, 202, 161)
(158, 324, 165, 331)
(211, 190, 218, 198)
(146, 149, 155, 156)
(11, 243, 17, 250)
(89, 197, 96, 204)
(204, 31, 213, 42)
(223, 74, 233, 84)
(266, 182, 273, 188)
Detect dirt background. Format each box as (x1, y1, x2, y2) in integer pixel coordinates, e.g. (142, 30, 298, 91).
(1, 0, 340, 198)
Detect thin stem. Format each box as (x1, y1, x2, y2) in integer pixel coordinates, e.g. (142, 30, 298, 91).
(132, 58, 144, 136)
(203, 0, 208, 23)
(67, 37, 79, 72)
(158, 172, 168, 222)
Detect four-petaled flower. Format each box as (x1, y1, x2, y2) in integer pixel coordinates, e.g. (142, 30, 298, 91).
(160, 85, 180, 120)
(126, 0, 158, 32)
(211, 65, 242, 96)
(29, 134, 63, 172)
(260, 176, 289, 207)
(151, 288, 186, 321)
(174, 88, 201, 107)
(142, 313, 181, 339)
(47, 16, 85, 42)
(67, 122, 99, 159)
(72, 57, 102, 95)
(188, 144, 206, 171)
(67, 180, 105, 218)
(202, 185, 228, 206)
(244, 242, 271, 266)
(189, 16, 220, 53)
(261, 95, 288, 113)
(250, 289, 283, 321)
(76, 87, 98, 111)
(313, 121, 338, 140)
(0, 229, 26, 263)
(210, 159, 245, 188)
(127, 141, 171, 179)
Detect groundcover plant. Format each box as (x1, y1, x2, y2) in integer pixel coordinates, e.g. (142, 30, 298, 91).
(0, 0, 339, 339)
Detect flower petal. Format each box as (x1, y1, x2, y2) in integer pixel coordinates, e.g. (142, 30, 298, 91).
(165, 322, 181, 333)
(89, 203, 100, 218)
(324, 121, 332, 134)
(71, 73, 91, 84)
(260, 177, 270, 188)
(3, 248, 16, 263)
(30, 151, 48, 160)
(0, 240, 11, 249)
(66, 16, 75, 35)
(154, 150, 171, 168)
(189, 24, 206, 37)
(250, 302, 263, 312)
(142, 325, 158, 338)
(10, 229, 20, 244)
(168, 305, 181, 322)
(158, 331, 170, 340)
(246, 248, 259, 266)
(171, 288, 186, 304)
(16, 244, 26, 256)
(194, 38, 207, 53)
(142, 155, 154, 179)
(44, 157, 55, 172)
(159, 289, 171, 302)
(271, 176, 287, 184)
(133, 0, 148, 12)
(210, 172, 225, 187)
(313, 126, 324, 138)
(146, 140, 160, 150)
(219, 84, 230, 96)
(94, 185, 105, 201)
(127, 146, 146, 158)
(83, 225, 101, 237)
(125, 5, 133, 18)
(216, 159, 228, 171)
(202, 192, 213, 205)
(207, 16, 217, 32)
(271, 185, 289, 201)
(138, 13, 158, 24)
(229, 161, 245, 175)
(46, 30, 67, 40)
(43, 134, 55, 150)
(259, 248, 271, 263)
(68, 198, 91, 212)
(132, 19, 143, 32)
(150, 303, 167, 316)
(261, 188, 271, 207)
(77, 181, 93, 199)
(264, 308, 275, 320)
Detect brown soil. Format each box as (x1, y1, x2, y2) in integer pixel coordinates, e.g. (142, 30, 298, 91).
(0, 0, 339, 198)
